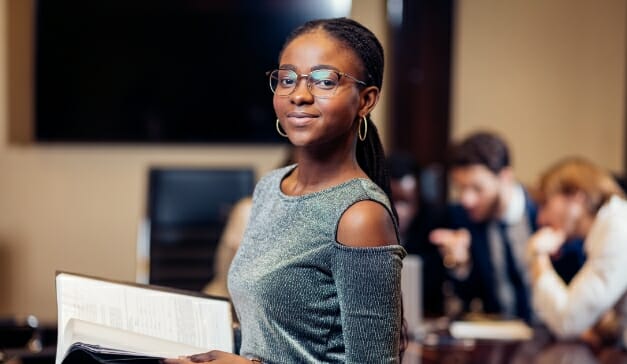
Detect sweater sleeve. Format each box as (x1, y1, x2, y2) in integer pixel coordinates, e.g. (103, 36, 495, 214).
(332, 243, 406, 364)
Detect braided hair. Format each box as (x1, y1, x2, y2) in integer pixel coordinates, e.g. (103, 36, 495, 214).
(280, 17, 406, 359)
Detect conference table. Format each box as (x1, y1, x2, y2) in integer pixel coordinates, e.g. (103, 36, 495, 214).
(402, 319, 627, 364)
(3, 319, 627, 364)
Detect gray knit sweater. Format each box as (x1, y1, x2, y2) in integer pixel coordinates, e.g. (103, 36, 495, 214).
(228, 165, 406, 364)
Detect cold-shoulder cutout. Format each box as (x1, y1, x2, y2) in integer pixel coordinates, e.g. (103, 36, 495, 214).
(337, 199, 399, 247)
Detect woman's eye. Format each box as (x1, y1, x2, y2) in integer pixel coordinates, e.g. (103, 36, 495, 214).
(313, 78, 337, 89)
(279, 78, 295, 87)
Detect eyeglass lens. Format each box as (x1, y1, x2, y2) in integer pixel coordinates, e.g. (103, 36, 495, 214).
(269, 69, 340, 97)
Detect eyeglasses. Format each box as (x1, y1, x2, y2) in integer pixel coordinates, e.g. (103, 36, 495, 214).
(267, 69, 367, 98)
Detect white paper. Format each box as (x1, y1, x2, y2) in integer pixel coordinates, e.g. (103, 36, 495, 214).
(450, 320, 533, 340)
(55, 272, 233, 364)
(401, 254, 423, 338)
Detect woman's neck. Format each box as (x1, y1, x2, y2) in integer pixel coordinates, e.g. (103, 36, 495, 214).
(282, 143, 366, 196)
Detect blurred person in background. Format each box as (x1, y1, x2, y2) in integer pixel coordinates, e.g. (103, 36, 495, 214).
(528, 157, 627, 348)
(386, 152, 446, 316)
(614, 173, 626, 193)
(429, 131, 585, 322)
(203, 196, 253, 298)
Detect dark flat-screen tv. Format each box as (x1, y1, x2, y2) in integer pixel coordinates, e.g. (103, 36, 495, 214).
(34, 0, 351, 143)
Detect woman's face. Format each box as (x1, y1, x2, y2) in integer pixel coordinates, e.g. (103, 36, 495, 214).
(537, 193, 583, 238)
(273, 30, 368, 148)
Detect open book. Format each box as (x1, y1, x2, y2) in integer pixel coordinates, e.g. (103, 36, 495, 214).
(55, 272, 234, 364)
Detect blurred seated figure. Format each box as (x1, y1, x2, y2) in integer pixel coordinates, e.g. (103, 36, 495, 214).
(203, 147, 298, 299)
(386, 152, 446, 316)
(615, 173, 627, 193)
(429, 131, 585, 322)
(528, 157, 627, 348)
(203, 197, 253, 298)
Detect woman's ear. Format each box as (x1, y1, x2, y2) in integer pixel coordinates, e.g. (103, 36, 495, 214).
(358, 86, 380, 117)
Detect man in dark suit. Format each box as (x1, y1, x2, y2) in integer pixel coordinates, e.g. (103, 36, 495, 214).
(430, 132, 584, 322)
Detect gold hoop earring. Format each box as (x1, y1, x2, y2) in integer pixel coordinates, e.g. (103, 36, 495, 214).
(358, 116, 368, 142)
(276, 118, 288, 137)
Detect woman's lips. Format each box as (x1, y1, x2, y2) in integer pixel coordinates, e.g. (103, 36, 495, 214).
(286, 112, 318, 126)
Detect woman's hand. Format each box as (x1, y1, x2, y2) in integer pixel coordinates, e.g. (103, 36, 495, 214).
(527, 227, 566, 282)
(527, 227, 566, 257)
(163, 351, 255, 364)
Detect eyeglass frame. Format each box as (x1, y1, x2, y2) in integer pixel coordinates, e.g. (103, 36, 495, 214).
(266, 68, 368, 98)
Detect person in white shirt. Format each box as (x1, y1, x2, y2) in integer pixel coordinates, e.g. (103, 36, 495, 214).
(528, 156, 627, 347)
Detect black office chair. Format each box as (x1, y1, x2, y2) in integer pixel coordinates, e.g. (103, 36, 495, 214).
(144, 167, 255, 291)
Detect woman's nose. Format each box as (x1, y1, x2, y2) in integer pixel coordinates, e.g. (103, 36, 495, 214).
(289, 79, 314, 104)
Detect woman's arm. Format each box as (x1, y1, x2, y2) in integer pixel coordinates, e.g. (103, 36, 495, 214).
(531, 222, 627, 338)
(335, 200, 405, 363)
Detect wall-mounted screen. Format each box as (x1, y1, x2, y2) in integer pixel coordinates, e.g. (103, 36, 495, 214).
(35, 0, 351, 143)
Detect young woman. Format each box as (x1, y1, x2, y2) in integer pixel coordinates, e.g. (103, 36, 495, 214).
(528, 157, 627, 347)
(170, 17, 406, 363)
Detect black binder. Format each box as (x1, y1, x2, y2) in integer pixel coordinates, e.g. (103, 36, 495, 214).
(62, 342, 164, 364)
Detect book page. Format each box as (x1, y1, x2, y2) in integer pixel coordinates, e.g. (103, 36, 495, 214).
(55, 272, 233, 364)
(63, 319, 207, 357)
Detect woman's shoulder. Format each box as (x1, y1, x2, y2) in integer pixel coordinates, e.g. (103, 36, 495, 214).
(587, 196, 627, 255)
(596, 196, 627, 229)
(337, 199, 399, 247)
(331, 178, 399, 248)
